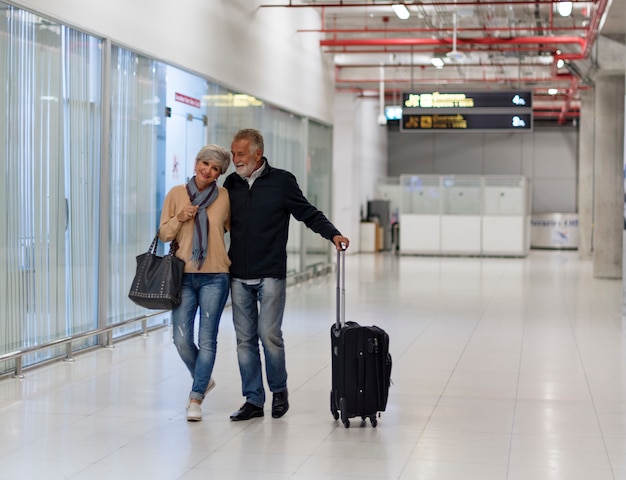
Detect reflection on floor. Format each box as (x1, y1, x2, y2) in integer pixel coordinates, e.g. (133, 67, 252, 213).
(1, 250, 625, 480)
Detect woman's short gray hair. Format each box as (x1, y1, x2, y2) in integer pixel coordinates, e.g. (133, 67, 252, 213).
(196, 144, 231, 173)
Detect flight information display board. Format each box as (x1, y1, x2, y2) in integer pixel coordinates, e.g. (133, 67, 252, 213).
(401, 91, 533, 132)
(402, 113, 532, 130)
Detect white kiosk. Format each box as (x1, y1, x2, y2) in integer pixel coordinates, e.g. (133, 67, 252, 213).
(398, 174, 530, 257)
(399, 175, 441, 254)
(482, 176, 531, 255)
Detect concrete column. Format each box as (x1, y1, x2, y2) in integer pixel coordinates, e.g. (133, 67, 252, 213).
(578, 90, 594, 259)
(593, 75, 625, 278)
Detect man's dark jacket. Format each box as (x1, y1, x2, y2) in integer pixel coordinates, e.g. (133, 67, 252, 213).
(224, 159, 341, 279)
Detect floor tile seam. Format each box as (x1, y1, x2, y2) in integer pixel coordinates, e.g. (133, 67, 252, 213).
(383, 299, 444, 480)
(65, 427, 221, 478)
(208, 448, 317, 477)
(512, 264, 615, 477)
(0, 406, 97, 454)
(557, 282, 618, 478)
(0, 441, 34, 463)
(507, 266, 596, 461)
(417, 288, 496, 439)
(487, 264, 526, 480)
(292, 424, 354, 477)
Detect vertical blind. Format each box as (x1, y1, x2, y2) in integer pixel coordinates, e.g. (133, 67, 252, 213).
(0, 4, 102, 368)
(107, 47, 160, 335)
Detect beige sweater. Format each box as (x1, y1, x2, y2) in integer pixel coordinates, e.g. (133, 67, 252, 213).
(158, 184, 231, 273)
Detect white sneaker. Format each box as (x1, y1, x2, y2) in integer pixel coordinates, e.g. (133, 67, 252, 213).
(205, 377, 216, 396)
(187, 402, 202, 422)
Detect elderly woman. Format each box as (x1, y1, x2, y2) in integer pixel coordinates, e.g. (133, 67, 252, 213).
(158, 144, 231, 422)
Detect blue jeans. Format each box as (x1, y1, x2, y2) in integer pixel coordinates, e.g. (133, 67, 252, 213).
(230, 278, 287, 407)
(171, 273, 230, 402)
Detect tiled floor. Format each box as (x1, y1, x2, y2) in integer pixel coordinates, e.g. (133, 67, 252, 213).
(1, 250, 625, 479)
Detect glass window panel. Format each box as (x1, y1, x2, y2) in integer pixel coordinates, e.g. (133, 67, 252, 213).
(441, 175, 482, 215)
(63, 28, 102, 342)
(108, 46, 166, 334)
(400, 175, 442, 214)
(0, 3, 102, 372)
(483, 176, 527, 215)
(262, 108, 306, 275)
(304, 120, 333, 269)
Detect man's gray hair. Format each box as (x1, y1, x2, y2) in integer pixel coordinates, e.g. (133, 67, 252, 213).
(233, 128, 264, 155)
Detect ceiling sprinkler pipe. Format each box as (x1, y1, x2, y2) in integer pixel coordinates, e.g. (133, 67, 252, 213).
(320, 36, 586, 49)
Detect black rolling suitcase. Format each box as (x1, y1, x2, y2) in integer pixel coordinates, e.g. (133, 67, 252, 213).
(330, 247, 392, 428)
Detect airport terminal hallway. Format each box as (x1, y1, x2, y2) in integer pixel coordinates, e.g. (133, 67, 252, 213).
(1, 250, 625, 480)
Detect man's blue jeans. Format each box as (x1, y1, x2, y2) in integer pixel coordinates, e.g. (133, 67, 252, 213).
(230, 278, 287, 408)
(171, 273, 230, 402)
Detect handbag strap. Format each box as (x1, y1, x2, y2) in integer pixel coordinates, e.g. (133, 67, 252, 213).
(153, 230, 180, 256)
(169, 239, 180, 256)
(149, 234, 159, 254)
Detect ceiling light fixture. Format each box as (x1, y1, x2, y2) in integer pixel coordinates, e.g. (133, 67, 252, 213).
(556, 59, 565, 69)
(431, 57, 445, 69)
(556, 1, 573, 17)
(392, 4, 410, 20)
(548, 88, 559, 95)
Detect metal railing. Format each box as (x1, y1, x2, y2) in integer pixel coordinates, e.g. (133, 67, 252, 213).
(0, 311, 171, 379)
(0, 261, 335, 380)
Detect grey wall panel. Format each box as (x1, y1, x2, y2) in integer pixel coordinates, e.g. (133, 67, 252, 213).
(521, 132, 535, 180)
(532, 128, 578, 179)
(434, 134, 484, 174)
(532, 178, 577, 213)
(483, 133, 525, 175)
(389, 133, 436, 176)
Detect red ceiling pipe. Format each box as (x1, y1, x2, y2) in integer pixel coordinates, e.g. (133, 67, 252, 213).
(301, 26, 587, 34)
(534, 110, 580, 118)
(557, 76, 580, 124)
(261, 1, 594, 7)
(323, 46, 575, 54)
(582, 0, 609, 57)
(333, 74, 578, 84)
(547, 0, 609, 119)
(336, 61, 561, 69)
(320, 36, 586, 49)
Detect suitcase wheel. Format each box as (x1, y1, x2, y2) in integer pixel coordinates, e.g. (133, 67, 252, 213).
(330, 391, 339, 420)
(339, 398, 350, 428)
(360, 415, 377, 427)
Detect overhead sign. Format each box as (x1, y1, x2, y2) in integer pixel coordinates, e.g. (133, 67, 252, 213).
(402, 91, 532, 109)
(402, 113, 532, 130)
(401, 91, 533, 132)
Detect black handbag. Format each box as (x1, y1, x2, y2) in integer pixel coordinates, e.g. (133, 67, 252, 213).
(128, 234, 185, 310)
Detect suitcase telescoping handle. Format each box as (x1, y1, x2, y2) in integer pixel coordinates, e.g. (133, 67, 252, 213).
(336, 243, 346, 329)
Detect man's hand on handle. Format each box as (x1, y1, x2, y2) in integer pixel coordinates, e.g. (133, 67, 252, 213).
(332, 235, 350, 251)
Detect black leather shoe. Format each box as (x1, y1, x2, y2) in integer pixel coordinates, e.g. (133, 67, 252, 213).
(230, 402, 264, 421)
(271, 390, 289, 418)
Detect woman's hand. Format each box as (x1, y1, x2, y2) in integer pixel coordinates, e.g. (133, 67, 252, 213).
(177, 205, 199, 222)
